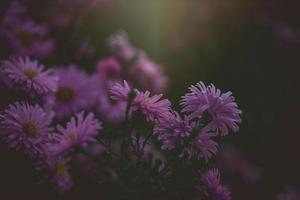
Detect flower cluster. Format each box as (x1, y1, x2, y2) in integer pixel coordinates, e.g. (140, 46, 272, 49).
(0, 1, 242, 199)
(107, 32, 168, 93)
(0, 0, 55, 58)
(201, 169, 231, 200)
(154, 81, 241, 163)
(181, 82, 241, 135)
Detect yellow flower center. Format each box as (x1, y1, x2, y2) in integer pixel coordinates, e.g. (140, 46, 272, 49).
(56, 86, 75, 102)
(143, 96, 148, 100)
(22, 123, 38, 137)
(24, 69, 38, 80)
(55, 162, 67, 177)
(66, 132, 77, 141)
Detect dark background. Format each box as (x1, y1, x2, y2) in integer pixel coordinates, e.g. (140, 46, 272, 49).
(1, 0, 300, 199)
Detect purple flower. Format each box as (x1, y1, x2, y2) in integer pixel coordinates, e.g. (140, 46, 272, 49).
(96, 57, 122, 83)
(188, 130, 218, 162)
(129, 55, 167, 93)
(107, 32, 136, 61)
(48, 66, 99, 118)
(135, 91, 171, 121)
(0, 102, 53, 157)
(50, 112, 102, 156)
(181, 82, 241, 136)
(37, 155, 73, 192)
(0, 57, 58, 96)
(98, 91, 126, 123)
(1, 1, 55, 58)
(107, 32, 167, 92)
(154, 111, 191, 150)
(218, 145, 261, 184)
(110, 80, 171, 121)
(110, 80, 131, 102)
(154, 110, 218, 162)
(50, 158, 73, 192)
(201, 169, 231, 200)
(95, 58, 125, 123)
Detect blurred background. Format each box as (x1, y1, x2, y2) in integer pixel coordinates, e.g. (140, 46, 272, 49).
(1, 0, 300, 199)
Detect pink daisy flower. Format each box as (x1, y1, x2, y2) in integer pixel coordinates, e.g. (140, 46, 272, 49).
(1, 1, 55, 58)
(110, 80, 171, 121)
(201, 169, 231, 200)
(0, 102, 53, 157)
(50, 112, 102, 156)
(181, 81, 242, 136)
(0, 57, 58, 96)
(48, 66, 99, 118)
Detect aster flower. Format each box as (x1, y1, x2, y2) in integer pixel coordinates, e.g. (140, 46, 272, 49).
(181, 81, 242, 136)
(0, 102, 53, 157)
(187, 130, 218, 162)
(96, 57, 122, 83)
(4, 20, 55, 58)
(50, 112, 102, 156)
(135, 91, 171, 121)
(95, 59, 124, 123)
(50, 157, 73, 192)
(129, 55, 167, 93)
(0, 57, 58, 96)
(110, 80, 132, 102)
(37, 155, 73, 192)
(201, 169, 231, 200)
(106, 32, 167, 93)
(1, 1, 55, 58)
(95, 58, 125, 123)
(154, 111, 192, 150)
(98, 92, 127, 123)
(110, 80, 171, 121)
(49, 66, 99, 118)
(155, 112, 218, 162)
(218, 145, 261, 184)
(107, 32, 136, 62)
